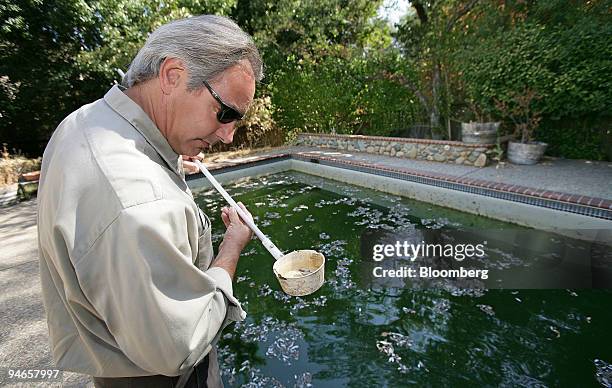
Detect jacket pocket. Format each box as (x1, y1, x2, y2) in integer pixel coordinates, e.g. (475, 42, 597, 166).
(196, 208, 214, 270)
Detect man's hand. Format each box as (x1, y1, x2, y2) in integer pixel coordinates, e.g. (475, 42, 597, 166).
(220, 202, 254, 249)
(211, 202, 254, 279)
(182, 154, 203, 175)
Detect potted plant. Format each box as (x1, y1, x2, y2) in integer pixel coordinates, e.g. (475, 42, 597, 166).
(460, 99, 500, 144)
(495, 89, 547, 165)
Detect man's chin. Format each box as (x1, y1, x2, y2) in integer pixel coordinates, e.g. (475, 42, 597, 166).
(182, 148, 201, 157)
(186, 141, 210, 156)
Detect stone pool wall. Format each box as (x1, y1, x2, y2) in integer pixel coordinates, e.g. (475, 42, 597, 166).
(295, 133, 495, 167)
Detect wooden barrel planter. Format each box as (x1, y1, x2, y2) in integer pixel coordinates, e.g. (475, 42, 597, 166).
(19, 171, 40, 182)
(461, 122, 499, 144)
(17, 170, 40, 200)
(507, 141, 548, 165)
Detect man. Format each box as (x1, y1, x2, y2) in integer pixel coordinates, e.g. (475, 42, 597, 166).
(37, 15, 262, 387)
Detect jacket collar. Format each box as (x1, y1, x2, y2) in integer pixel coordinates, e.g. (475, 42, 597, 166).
(103, 84, 183, 177)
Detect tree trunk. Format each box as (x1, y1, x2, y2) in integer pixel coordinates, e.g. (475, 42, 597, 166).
(430, 61, 442, 137)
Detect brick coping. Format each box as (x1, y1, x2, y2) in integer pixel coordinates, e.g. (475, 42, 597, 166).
(190, 151, 612, 213)
(298, 132, 495, 148)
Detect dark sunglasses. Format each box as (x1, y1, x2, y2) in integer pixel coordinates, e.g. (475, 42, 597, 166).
(203, 80, 245, 124)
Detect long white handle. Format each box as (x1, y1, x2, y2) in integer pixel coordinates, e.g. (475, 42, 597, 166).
(194, 160, 284, 261)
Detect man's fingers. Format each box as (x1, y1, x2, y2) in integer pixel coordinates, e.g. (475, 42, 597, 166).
(182, 160, 199, 174)
(236, 202, 254, 222)
(227, 206, 241, 224)
(221, 210, 230, 228)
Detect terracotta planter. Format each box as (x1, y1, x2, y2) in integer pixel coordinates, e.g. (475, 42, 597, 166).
(507, 141, 548, 165)
(461, 122, 499, 144)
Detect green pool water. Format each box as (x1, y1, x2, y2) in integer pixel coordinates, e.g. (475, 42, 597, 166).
(193, 171, 612, 387)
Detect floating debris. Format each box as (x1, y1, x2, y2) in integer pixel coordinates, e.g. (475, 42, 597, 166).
(241, 247, 258, 257)
(354, 209, 385, 227)
(477, 304, 495, 317)
(258, 284, 274, 297)
(376, 340, 402, 363)
(594, 359, 612, 388)
(319, 232, 330, 240)
(381, 331, 412, 348)
(329, 257, 355, 291)
(449, 288, 486, 298)
(293, 372, 313, 388)
(236, 275, 249, 283)
(347, 206, 371, 218)
(317, 240, 347, 257)
(549, 326, 561, 338)
(293, 205, 309, 212)
(266, 336, 300, 365)
(420, 218, 450, 230)
(483, 248, 526, 269)
(273, 290, 292, 303)
(416, 360, 429, 372)
(239, 360, 285, 388)
(236, 317, 305, 357)
(290, 295, 328, 315)
(376, 331, 420, 374)
(432, 299, 451, 314)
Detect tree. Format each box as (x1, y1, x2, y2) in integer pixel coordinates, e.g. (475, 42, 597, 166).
(452, 0, 612, 159)
(390, 0, 479, 137)
(0, 0, 99, 154)
(0, 0, 235, 155)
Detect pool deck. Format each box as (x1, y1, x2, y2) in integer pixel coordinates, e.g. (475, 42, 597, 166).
(203, 145, 612, 210)
(0, 145, 611, 386)
(0, 199, 91, 387)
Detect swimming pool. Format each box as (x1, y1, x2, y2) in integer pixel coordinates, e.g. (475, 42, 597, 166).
(193, 171, 612, 387)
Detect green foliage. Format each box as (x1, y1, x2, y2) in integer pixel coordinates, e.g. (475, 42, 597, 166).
(0, 144, 41, 186)
(231, 0, 411, 141)
(236, 96, 282, 147)
(232, 0, 386, 65)
(0, 0, 235, 154)
(0, 0, 98, 152)
(1, 0, 610, 161)
(457, 21, 612, 120)
(536, 116, 611, 161)
(452, 1, 612, 158)
(270, 48, 419, 138)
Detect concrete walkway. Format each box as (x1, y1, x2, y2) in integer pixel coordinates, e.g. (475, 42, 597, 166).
(0, 145, 610, 387)
(0, 199, 92, 387)
(205, 146, 612, 200)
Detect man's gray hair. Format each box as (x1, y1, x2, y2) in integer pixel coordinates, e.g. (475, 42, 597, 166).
(122, 15, 263, 89)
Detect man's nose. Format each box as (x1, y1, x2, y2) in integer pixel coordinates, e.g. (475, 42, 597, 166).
(216, 123, 236, 144)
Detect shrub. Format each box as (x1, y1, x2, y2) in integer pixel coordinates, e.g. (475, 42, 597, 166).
(0, 144, 41, 187)
(209, 96, 283, 152)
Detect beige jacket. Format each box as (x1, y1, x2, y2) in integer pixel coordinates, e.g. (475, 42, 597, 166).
(37, 85, 246, 378)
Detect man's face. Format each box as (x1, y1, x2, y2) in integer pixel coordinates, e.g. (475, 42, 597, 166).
(164, 62, 256, 156)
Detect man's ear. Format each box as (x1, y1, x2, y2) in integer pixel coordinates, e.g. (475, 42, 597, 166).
(159, 57, 185, 95)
